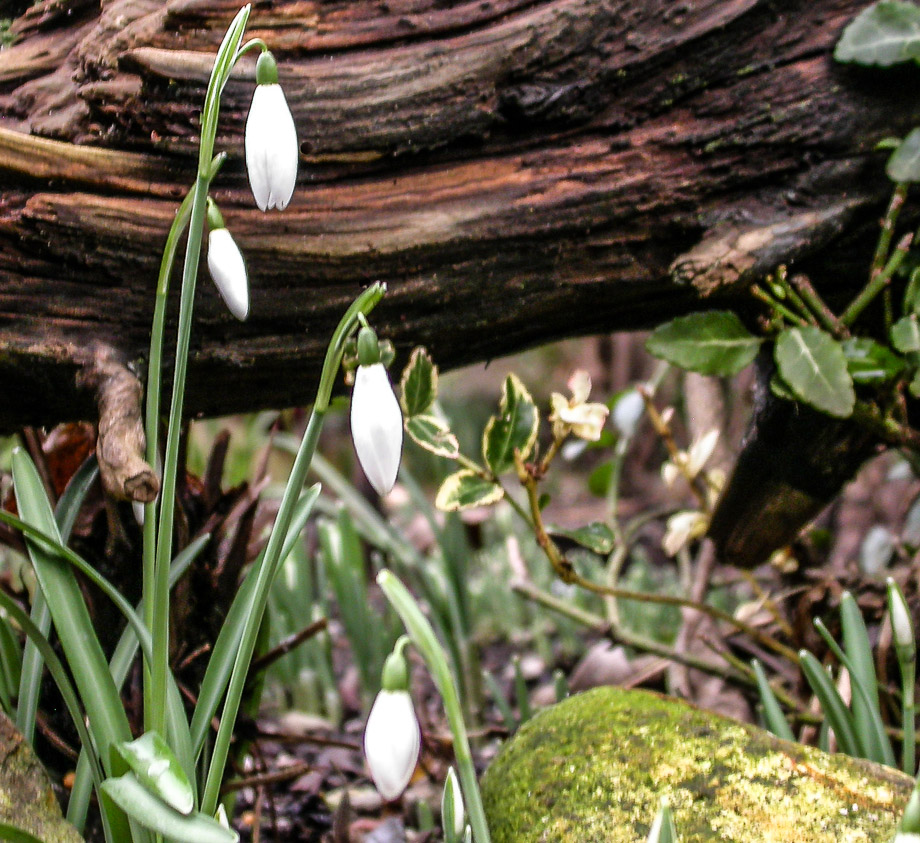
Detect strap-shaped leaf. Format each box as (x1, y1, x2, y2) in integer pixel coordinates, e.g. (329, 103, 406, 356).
(774, 327, 855, 418)
(400, 347, 438, 417)
(406, 415, 460, 458)
(798, 650, 860, 757)
(646, 311, 761, 376)
(482, 374, 538, 475)
(102, 773, 238, 843)
(436, 470, 503, 512)
(752, 660, 795, 742)
(114, 731, 194, 816)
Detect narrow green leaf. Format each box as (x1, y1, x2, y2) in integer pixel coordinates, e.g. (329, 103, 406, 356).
(114, 731, 195, 816)
(435, 470, 504, 512)
(798, 650, 860, 757)
(547, 522, 615, 555)
(406, 415, 460, 458)
(0, 822, 44, 843)
(54, 453, 99, 543)
(102, 774, 238, 843)
(11, 449, 132, 771)
(646, 311, 761, 376)
(482, 373, 538, 474)
(835, 1, 920, 66)
(774, 326, 855, 417)
(647, 799, 679, 843)
(752, 660, 795, 742)
(892, 314, 920, 352)
(400, 347, 438, 417)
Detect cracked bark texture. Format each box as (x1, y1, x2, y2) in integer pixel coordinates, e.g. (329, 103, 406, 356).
(0, 0, 916, 429)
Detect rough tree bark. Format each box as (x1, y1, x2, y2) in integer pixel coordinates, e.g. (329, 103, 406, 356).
(0, 0, 914, 433)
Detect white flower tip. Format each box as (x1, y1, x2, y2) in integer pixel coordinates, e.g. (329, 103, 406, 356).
(246, 84, 299, 212)
(351, 363, 403, 496)
(364, 690, 420, 801)
(207, 228, 249, 320)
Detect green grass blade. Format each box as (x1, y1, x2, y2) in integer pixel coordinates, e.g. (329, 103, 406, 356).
(798, 650, 860, 757)
(752, 660, 795, 742)
(0, 613, 22, 707)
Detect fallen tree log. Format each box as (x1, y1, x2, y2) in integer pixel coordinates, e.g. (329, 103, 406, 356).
(0, 0, 914, 430)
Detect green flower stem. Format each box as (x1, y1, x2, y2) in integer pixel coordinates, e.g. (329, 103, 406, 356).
(377, 570, 492, 843)
(200, 286, 383, 815)
(143, 187, 193, 730)
(150, 4, 251, 740)
(841, 231, 913, 327)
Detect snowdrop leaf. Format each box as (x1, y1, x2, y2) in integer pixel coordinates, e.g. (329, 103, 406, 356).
(482, 374, 538, 475)
(400, 347, 438, 417)
(101, 774, 237, 843)
(646, 311, 761, 376)
(774, 327, 855, 418)
(435, 470, 504, 511)
(405, 415, 459, 458)
(113, 731, 194, 815)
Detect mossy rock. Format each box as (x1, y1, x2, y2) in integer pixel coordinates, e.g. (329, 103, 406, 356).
(481, 686, 913, 842)
(0, 709, 83, 842)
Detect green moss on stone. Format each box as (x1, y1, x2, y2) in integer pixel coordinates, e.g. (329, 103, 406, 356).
(481, 687, 912, 842)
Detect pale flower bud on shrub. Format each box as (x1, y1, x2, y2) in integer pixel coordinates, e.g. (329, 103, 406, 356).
(612, 389, 644, 438)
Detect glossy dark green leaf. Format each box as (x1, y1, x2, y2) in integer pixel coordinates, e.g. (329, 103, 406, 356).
(482, 374, 538, 475)
(399, 347, 438, 417)
(114, 731, 194, 815)
(548, 522, 615, 555)
(842, 337, 906, 383)
(835, 1, 920, 65)
(892, 315, 920, 352)
(889, 128, 920, 182)
(646, 311, 761, 376)
(435, 470, 504, 512)
(774, 327, 855, 417)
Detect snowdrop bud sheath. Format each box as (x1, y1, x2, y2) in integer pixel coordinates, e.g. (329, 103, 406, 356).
(364, 689, 420, 800)
(351, 363, 403, 495)
(207, 228, 249, 320)
(245, 53, 298, 211)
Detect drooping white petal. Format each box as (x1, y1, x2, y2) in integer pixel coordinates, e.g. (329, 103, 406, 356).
(207, 228, 249, 320)
(363, 689, 420, 801)
(351, 363, 403, 496)
(245, 84, 299, 211)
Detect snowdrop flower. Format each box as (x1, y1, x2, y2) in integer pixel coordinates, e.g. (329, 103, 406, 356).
(245, 51, 298, 211)
(206, 200, 248, 320)
(351, 325, 403, 496)
(364, 639, 420, 801)
(549, 370, 609, 441)
(888, 578, 916, 660)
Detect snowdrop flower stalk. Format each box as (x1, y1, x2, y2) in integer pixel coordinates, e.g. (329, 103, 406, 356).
(888, 577, 916, 775)
(364, 637, 420, 801)
(246, 50, 298, 211)
(351, 323, 403, 495)
(205, 199, 249, 320)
